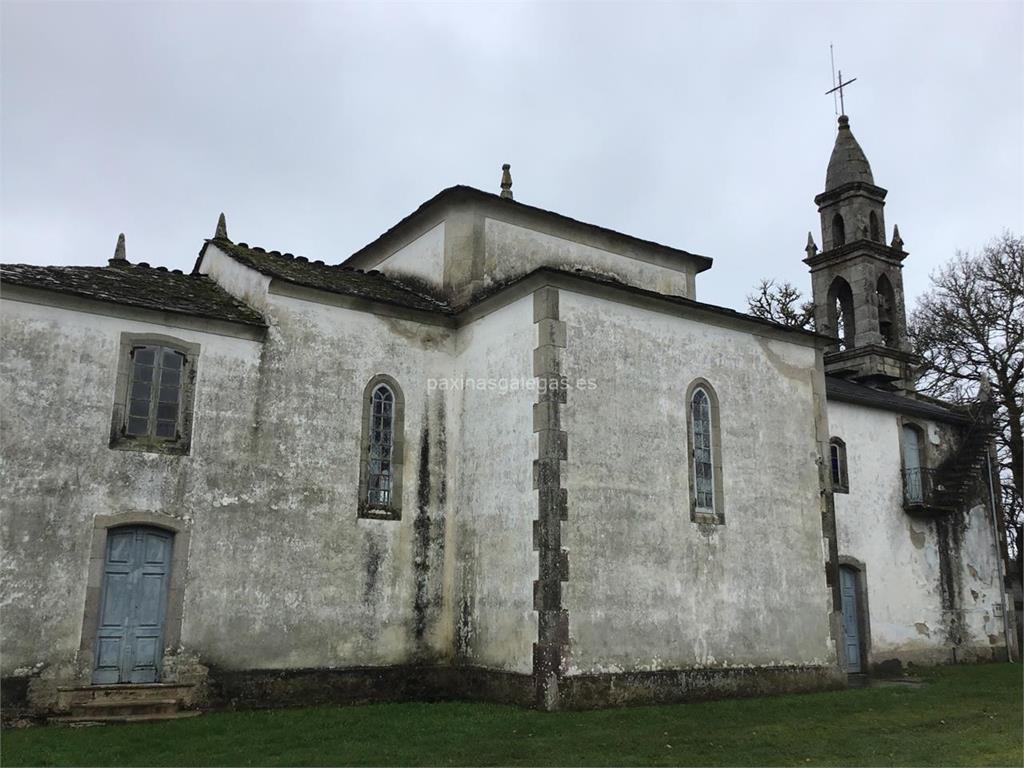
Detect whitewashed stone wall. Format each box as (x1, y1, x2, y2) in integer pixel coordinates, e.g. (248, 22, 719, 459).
(829, 400, 1008, 665)
(558, 289, 836, 674)
(0, 298, 264, 703)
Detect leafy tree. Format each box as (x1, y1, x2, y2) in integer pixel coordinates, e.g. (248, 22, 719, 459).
(746, 279, 815, 330)
(909, 232, 1023, 565)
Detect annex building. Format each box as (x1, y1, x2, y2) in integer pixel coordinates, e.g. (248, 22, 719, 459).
(1, 117, 1016, 720)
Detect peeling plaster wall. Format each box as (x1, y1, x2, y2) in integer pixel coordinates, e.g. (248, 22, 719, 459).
(447, 297, 537, 673)
(483, 219, 694, 300)
(1, 281, 544, 710)
(829, 401, 1006, 664)
(0, 299, 263, 695)
(559, 290, 835, 674)
(179, 293, 457, 671)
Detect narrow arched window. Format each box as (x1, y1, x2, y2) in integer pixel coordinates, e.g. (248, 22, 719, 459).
(692, 389, 714, 510)
(830, 437, 849, 493)
(869, 211, 881, 242)
(832, 213, 846, 247)
(358, 375, 405, 519)
(367, 384, 395, 507)
(686, 380, 724, 524)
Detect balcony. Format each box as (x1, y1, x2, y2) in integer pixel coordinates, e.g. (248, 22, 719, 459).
(902, 467, 956, 515)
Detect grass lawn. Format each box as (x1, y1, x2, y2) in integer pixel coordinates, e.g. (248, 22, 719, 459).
(2, 663, 1021, 767)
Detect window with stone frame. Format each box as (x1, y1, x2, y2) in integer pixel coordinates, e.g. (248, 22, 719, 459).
(830, 437, 849, 493)
(109, 333, 198, 455)
(686, 379, 725, 524)
(692, 388, 715, 510)
(366, 384, 395, 507)
(357, 374, 405, 519)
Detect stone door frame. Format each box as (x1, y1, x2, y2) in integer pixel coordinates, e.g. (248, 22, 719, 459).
(77, 511, 190, 685)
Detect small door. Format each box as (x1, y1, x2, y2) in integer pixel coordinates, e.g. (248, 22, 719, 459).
(93, 527, 173, 684)
(839, 565, 863, 673)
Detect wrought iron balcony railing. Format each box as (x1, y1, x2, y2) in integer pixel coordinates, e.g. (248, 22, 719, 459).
(902, 467, 953, 511)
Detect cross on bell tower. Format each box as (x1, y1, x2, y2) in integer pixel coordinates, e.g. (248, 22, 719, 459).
(823, 45, 856, 115)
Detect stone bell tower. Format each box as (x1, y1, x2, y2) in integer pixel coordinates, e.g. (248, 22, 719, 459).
(804, 114, 917, 387)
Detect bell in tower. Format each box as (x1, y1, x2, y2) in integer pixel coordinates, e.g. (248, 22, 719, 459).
(805, 114, 918, 388)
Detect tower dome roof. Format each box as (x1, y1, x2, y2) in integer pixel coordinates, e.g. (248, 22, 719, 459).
(825, 115, 874, 190)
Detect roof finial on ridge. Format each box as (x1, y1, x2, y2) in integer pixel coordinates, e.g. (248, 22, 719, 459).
(215, 212, 228, 240)
(110, 233, 127, 265)
(805, 231, 818, 258)
(500, 163, 513, 200)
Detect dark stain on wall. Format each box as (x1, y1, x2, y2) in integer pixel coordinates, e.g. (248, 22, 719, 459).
(935, 510, 967, 651)
(411, 397, 449, 659)
(363, 537, 383, 605)
(412, 425, 432, 645)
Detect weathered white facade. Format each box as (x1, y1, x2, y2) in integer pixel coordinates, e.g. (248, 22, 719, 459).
(0, 117, 1014, 720)
(830, 401, 1009, 668)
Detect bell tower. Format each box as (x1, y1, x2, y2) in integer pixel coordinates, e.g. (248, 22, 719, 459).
(805, 114, 917, 387)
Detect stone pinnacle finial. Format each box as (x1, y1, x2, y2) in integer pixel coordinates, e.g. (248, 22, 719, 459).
(215, 212, 228, 240)
(805, 231, 818, 258)
(110, 233, 127, 264)
(978, 373, 992, 402)
(891, 224, 904, 251)
(500, 163, 513, 200)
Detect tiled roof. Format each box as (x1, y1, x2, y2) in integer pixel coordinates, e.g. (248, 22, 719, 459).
(208, 239, 452, 314)
(826, 376, 970, 424)
(1, 262, 267, 327)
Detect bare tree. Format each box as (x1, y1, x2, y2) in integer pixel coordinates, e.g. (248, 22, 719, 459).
(746, 279, 815, 330)
(909, 232, 1024, 565)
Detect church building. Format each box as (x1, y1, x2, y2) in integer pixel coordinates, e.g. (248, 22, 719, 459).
(1, 116, 1015, 720)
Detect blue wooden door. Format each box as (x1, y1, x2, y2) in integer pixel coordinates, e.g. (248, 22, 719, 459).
(93, 527, 173, 684)
(839, 566, 862, 673)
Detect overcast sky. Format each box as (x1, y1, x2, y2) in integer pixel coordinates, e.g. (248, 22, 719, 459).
(2, 1, 1021, 312)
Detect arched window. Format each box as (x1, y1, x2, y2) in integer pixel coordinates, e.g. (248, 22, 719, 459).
(832, 213, 846, 247)
(826, 277, 856, 351)
(830, 437, 849, 493)
(686, 380, 724, 524)
(358, 375, 405, 519)
(367, 384, 395, 506)
(876, 274, 897, 346)
(869, 211, 881, 242)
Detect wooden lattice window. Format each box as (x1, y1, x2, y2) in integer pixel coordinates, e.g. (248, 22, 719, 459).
(126, 346, 185, 439)
(109, 333, 198, 455)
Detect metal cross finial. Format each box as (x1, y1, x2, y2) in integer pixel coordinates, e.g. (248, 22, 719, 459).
(826, 45, 857, 116)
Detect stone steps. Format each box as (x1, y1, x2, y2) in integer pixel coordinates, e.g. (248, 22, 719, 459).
(53, 683, 198, 725)
(51, 710, 201, 725)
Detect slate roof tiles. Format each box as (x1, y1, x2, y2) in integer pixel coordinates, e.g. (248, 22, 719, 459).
(1, 261, 267, 327)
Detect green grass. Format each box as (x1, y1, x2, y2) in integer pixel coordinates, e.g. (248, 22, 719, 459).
(3, 664, 1021, 767)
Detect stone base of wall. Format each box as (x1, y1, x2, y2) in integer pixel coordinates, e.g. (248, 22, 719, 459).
(870, 643, 1010, 674)
(204, 665, 535, 711)
(558, 665, 846, 709)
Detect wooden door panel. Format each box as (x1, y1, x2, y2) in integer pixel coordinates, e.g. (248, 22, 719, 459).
(92, 527, 172, 685)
